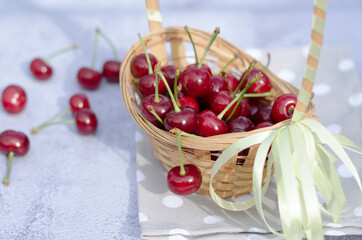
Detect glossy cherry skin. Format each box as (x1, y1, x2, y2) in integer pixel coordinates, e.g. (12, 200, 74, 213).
(2, 85, 27, 114)
(185, 63, 212, 76)
(69, 94, 90, 116)
(30, 58, 53, 80)
(249, 100, 263, 119)
(162, 65, 177, 86)
(254, 121, 274, 129)
(75, 109, 98, 134)
(196, 110, 228, 137)
(178, 96, 199, 113)
(210, 91, 241, 120)
(167, 164, 202, 195)
(227, 116, 255, 132)
(239, 98, 250, 117)
(240, 69, 272, 94)
(0, 130, 30, 156)
(138, 73, 167, 97)
(271, 94, 297, 123)
(226, 74, 239, 92)
(103, 60, 121, 83)
(203, 75, 228, 105)
(164, 107, 198, 134)
(252, 106, 273, 125)
(141, 94, 172, 127)
(131, 53, 158, 78)
(179, 68, 210, 99)
(77, 67, 103, 90)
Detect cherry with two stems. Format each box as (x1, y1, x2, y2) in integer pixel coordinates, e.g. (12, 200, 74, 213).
(179, 27, 220, 98)
(77, 29, 103, 90)
(2, 85, 27, 114)
(97, 28, 122, 83)
(31, 94, 97, 135)
(271, 93, 297, 123)
(30, 44, 77, 80)
(156, 68, 198, 134)
(0, 130, 30, 186)
(167, 128, 202, 195)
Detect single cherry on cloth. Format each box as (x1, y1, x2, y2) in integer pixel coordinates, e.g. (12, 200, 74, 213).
(2, 85, 27, 114)
(167, 130, 202, 195)
(271, 93, 297, 123)
(30, 44, 77, 80)
(252, 105, 273, 125)
(97, 28, 122, 83)
(75, 109, 98, 134)
(77, 29, 103, 90)
(0, 130, 30, 186)
(31, 93, 93, 134)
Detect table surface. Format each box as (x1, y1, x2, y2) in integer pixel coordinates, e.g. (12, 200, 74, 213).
(0, 1, 362, 239)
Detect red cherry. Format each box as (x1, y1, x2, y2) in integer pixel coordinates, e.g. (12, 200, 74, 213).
(0, 130, 30, 156)
(227, 116, 255, 132)
(210, 91, 241, 120)
(226, 73, 239, 92)
(162, 65, 177, 86)
(102, 60, 121, 83)
(69, 94, 90, 116)
(164, 107, 198, 134)
(0, 130, 30, 186)
(131, 53, 158, 78)
(178, 68, 211, 99)
(185, 63, 212, 76)
(271, 94, 297, 123)
(196, 110, 228, 137)
(141, 94, 172, 127)
(138, 73, 167, 97)
(240, 69, 271, 94)
(203, 75, 228, 105)
(249, 100, 263, 119)
(2, 85, 27, 114)
(178, 96, 199, 113)
(77, 67, 103, 90)
(167, 164, 202, 195)
(30, 58, 52, 80)
(254, 121, 274, 129)
(75, 109, 98, 134)
(252, 106, 273, 125)
(238, 98, 250, 117)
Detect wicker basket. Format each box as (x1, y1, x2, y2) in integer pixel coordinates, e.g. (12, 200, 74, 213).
(120, 0, 314, 198)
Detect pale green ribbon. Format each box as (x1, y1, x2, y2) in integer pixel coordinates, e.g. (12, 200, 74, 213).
(209, 118, 362, 239)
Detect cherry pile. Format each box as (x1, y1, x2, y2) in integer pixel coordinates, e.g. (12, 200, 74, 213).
(133, 27, 298, 195)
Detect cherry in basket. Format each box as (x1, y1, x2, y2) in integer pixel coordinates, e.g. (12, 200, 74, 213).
(0, 130, 30, 186)
(30, 44, 77, 80)
(271, 93, 297, 123)
(167, 129, 202, 195)
(77, 29, 103, 90)
(2, 85, 27, 114)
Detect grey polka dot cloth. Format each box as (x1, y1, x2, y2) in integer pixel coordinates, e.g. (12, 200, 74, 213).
(136, 45, 362, 240)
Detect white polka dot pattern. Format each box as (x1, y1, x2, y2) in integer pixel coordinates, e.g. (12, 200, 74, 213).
(302, 45, 309, 57)
(138, 212, 148, 222)
(325, 230, 346, 236)
(248, 227, 267, 233)
(203, 215, 224, 224)
(277, 69, 296, 83)
(326, 223, 343, 228)
(354, 207, 362, 217)
(313, 83, 331, 96)
(137, 170, 145, 182)
(247, 234, 268, 240)
(337, 59, 355, 72)
(169, 228, 190, 240)
(337, 164, 353, 178)
(326, 124, 342, 134)
(162, 195, 184, 208)
(348, 92, 362, 107)
(244, 48, 263, 61)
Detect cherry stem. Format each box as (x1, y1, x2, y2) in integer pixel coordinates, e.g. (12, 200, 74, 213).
(154, 74, 160, 103)
(176, 132, 186, 176)
(173, 69, 181, 107)
(170, 128, 202, 138)
(184, 26, 199, 66)
(97, 28, 119, 61)
(262, 53, 271, 73)
(288, 106, 295, 115)
(244, 92, 272, 98)
(197, 27, 220, 68)
(155, 65, 181, 113)
(147, 106, 164, 125)
(221, 72, 263, 122)
(3, 151, 14, 186)
(31, 108, 72, 134)
(218, 52, 240, 75)
(231, 60, 257, 98)
(138, 33, 153, 75)
(45, 44, 78, 64)
(133, 78, 140, 84)
(90, 30, 100, 69)
(32, 120, 76, 134)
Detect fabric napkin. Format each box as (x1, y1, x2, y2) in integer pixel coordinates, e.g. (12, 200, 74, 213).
(136, 45, 362, 239)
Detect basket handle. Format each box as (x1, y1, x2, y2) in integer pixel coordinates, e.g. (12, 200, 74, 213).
(292, 0, 327, 123)
(145, 0, 163, 32)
